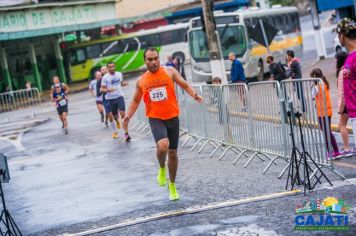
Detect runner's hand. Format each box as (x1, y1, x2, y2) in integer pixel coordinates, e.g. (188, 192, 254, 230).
(122, 81, 128, 86)
(122, 115, 130, 129)
(195, 95, 203, 104)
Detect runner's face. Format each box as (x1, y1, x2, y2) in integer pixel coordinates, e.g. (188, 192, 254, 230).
(108, 64, 115, 74)
(145, 51, 160, 72)
(101, 67, 108, 75)
(53, 77, 59, 84)
(55, 85, 61, 93)
(95, 72, 102, 80)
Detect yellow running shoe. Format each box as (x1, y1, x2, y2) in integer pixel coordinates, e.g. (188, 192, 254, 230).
(157, 167, 166, 186)
(112, 132, 118, 139)
(116, 120, 121, 129)
(168, 182, 180, 201)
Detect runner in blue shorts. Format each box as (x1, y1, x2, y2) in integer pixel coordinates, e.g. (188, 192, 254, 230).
(101, 62, 131, 141)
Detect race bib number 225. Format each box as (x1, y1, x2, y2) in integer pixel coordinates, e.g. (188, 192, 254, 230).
(149, 86, 167, 102)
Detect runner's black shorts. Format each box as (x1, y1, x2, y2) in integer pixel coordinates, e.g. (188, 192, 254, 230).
(57, 104, 68, 115)
(107, 96, 125, 115)
(149, 117, 179, 150)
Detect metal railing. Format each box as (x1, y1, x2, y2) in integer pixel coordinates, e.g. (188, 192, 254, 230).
(132, 79, 345, 180)
(0, 88, 43, 122)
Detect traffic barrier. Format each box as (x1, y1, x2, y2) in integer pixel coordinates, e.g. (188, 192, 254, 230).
(0, 88, 42, 122)
(246, 81, 288, 171)
(133, 79, 344, 180)
(278, 79, 345, 180)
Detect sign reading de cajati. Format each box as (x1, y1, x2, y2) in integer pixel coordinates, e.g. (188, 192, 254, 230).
(0, 4, 116, 32)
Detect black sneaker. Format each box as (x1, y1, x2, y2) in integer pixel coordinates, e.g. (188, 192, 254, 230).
(64, 129, 68, 134)
(125, 133, 131, 142)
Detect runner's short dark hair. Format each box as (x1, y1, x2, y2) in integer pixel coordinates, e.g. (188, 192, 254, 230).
(107, 62, 115, 66)
(212, 77, 222, 83)
(286, 50, 294, 58)
(144, 47, 159, 59)
(267, 55, 274, 61)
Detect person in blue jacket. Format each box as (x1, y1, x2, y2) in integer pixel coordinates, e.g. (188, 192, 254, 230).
(229, 52, 246, 83)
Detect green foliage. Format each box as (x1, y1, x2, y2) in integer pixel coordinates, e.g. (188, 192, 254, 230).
(270, 0, 294, 6)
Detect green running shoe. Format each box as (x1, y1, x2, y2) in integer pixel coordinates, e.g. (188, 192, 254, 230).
(157, 167, 166, 186)
(168, 182, 180, 201)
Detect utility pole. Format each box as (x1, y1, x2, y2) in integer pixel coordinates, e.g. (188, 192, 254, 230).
(201, 0, 227, 83)
(309, 0, 327, 60)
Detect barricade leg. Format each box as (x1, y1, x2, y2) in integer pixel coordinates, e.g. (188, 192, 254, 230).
(181, 135, 196, 148)
(263, 155, 289, 174)
(232, 149, 249, 165)
(243, 152, 265, 168)
(191, 138, 205, 151)
(278, 162, 290, 179)
(210, 144, 223, 158)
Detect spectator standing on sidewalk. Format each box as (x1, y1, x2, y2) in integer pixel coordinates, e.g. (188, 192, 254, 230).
(336, 51, 353, 156)
(286, 50, 305, 112)
(310, 68, 340, 159)
(173, 57, 186, 80)
(165, 55, 175, 67)
(337, 18, 356, 150)
(267, 55, 286, 82)
(229, 52, 246, 109)
(229, 52, 246, 83)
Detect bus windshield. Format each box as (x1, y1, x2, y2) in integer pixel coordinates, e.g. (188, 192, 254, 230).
(189, 25, 247, 62)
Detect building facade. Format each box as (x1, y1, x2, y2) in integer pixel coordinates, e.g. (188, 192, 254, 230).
(0, 0, 119, 92)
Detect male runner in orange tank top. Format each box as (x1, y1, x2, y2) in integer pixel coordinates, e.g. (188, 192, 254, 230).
(123, 48, 203, 201)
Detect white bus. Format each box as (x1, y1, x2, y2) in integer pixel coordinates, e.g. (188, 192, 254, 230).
(188, 7, 303, 82)
(68, 23, 190, 82)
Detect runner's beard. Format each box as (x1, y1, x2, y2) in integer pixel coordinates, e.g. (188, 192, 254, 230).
(148, 64, 159, 73)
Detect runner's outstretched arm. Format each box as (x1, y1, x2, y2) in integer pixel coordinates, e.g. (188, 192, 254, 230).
(123, 81, 143, 127)
(63, 84, 69, 94)
(171, 67, 203, 103)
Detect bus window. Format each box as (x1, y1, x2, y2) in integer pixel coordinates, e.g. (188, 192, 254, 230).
(189, 30, 209, 61)
(292, 13, 301, 32)
(70, 48, 86, 65)
(138, 34, 160, 48)
(281, 14, 290, 34)
(122, 37, 139, 52)
(159, 29, 186, 45)
(101, 41, 121, 57)
(274, 15, 282, 32)
(219, 26, 247, 58)
(86, 45, 102, 59)
(267, 15, 275, 26)
(189, 25, 246, 61)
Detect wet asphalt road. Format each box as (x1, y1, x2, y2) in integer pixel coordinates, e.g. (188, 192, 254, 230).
(1, 13, 356, 235)
(1, 73, 356, 235)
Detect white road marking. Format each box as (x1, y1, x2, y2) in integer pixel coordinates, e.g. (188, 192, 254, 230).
(63, 190, 301, 236)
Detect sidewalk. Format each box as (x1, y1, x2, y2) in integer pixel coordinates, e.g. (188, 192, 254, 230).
(302, 57, 353, 133)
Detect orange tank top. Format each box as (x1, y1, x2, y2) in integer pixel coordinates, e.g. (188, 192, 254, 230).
(316, 82, 332, 117)
(139, 67, 179, 120)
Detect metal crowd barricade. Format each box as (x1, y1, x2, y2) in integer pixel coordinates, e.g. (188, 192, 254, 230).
(215, 83, 252, 161)
(131, 101, 151, 135)
(0, 88, 42, 122)
(176, 86, 188, 136)
(195, 85, 229, 155)
(279, 78, 345, 180)
(246, 81, 288, 172)
(180, 85, 210, 151)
